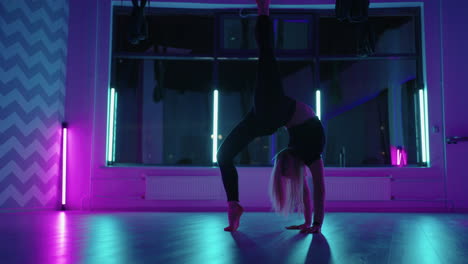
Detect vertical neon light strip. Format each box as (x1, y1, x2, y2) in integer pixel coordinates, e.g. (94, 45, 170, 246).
(418, 89, 427, 163)
(212, 90, 219, 163)
(316, 90, 321, 120)
(112, 91, 118, 162)
(423, 88, 430, 166)
(107, 88, 116, 163)
(397, 148, 402, 166)
(61, 125, 67, 209)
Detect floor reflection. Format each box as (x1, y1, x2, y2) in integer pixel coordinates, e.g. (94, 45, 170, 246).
(230, 230, 331, 264)
(55, 212, 68, 264)
(0, 212, 467, 264)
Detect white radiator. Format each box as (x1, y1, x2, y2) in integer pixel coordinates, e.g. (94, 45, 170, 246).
(323, 177, 391, 201)
(145, 175, 391, 201)
(145, 176, 225, 200)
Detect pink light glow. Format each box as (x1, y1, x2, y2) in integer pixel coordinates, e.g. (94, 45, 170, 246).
(55, 212, 68, 264)
(390, 145, 407, 167)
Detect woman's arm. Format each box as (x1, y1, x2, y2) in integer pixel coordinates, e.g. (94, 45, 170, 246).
(285, 168, 312, 230)
(303, 175, 312, 226)
(300, 159, 325, 233)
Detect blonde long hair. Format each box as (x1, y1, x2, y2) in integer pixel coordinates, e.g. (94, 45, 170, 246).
(269, 148, 306, 215)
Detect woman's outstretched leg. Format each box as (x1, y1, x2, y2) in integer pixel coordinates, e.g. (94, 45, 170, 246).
(254, 0, 293, 126)
(255, 9, 275, 61)
(255, 14, 282, 97)
(256, 0, 270, 16)
(217, 112, 258, 231)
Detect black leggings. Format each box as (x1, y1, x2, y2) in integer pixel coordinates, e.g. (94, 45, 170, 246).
(217, 16, 294, 202)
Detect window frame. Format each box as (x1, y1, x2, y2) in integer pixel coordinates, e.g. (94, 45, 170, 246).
(107, 4, 427, 168)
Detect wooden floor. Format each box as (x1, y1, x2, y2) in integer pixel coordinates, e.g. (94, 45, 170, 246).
(1, 211, 467, 264)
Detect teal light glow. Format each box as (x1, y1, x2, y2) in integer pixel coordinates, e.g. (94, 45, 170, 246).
(400, 217, 442, 263)
(418, 89, 427, 163)
(316, 90, 321, 120)
(86, 217, 128, 264)
(186, 216, 234, 264)
(285, 233, 312, 263)
(113, 91, 118, 162)
(423, 88, 430, 166)
(212, 90, 219, 163)
(107, 88, 116, 163)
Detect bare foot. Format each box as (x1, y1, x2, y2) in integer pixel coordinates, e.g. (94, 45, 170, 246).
(224, 202, 244, 232)
(285, 223, 310, 230)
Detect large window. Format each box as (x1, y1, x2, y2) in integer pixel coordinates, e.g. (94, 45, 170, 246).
(107, 6, 428, 167)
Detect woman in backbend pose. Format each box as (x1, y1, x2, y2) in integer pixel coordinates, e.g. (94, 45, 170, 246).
(216, 0, 326, 233)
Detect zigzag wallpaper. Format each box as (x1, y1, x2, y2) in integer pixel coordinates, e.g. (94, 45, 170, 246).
(0, 0, 69, 209)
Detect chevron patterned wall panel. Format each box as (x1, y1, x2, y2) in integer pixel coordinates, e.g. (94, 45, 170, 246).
(0, 0, 69, 209)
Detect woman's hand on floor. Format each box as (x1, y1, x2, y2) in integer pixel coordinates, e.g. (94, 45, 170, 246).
(299, 225, 321, 234)
(285, 223, 310, 230)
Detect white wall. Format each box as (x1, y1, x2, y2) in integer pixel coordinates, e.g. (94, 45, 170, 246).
(0, 0, 69, 210)
(441, 0, 468, 211)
